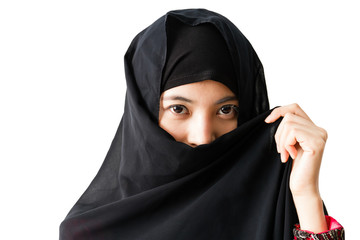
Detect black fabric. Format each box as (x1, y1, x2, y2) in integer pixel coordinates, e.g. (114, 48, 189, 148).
(162, 17, 238, 95)
(60, 9, 300, 240)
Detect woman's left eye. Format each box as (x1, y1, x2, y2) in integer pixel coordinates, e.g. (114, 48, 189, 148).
(217, 104, 239, 115)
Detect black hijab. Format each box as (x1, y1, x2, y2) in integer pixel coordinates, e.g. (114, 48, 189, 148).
(60, 9, 300, 239)
(162, 16, 238, 95)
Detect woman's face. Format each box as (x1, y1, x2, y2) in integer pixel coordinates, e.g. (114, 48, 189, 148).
(159, 80, 239, 147)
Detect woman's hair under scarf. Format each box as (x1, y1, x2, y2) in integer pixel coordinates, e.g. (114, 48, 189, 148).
(59, 9, 313, 240)
(162, 16, 238, 95)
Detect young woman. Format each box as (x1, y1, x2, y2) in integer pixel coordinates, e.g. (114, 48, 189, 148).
(60, 9, 344, 240)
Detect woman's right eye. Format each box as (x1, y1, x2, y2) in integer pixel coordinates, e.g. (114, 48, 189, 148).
(169, 105, 189, 114)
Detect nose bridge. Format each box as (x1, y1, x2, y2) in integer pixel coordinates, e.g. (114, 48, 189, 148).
(187, 111, 215, 146)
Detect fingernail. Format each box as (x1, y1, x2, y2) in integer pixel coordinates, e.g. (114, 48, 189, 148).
(280, 153, 286, 163)
(264, 116, 270, 123)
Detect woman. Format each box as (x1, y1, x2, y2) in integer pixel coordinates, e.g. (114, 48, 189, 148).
(60, 9, 343, 239)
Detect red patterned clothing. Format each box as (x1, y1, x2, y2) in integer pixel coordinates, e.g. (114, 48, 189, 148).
(293, 216, 344, 239)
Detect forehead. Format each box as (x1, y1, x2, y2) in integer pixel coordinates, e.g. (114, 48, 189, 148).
(162, 80, 236, 96)
(160, 80, 238, 104)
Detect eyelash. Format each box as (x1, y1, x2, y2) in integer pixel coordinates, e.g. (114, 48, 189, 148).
(168, 105, 189, 115)
(168, 104, 239, 117)
(218, 104, 239, 116)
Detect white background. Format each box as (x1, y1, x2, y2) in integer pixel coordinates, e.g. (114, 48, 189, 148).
(1, 0, 359, 239)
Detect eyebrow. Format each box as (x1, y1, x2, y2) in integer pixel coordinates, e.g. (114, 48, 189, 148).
(215, 96, 238, 104)
(162, 95, 237, 104)
(162, 96, 193, 103)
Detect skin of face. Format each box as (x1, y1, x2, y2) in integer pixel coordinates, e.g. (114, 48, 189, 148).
(159, 80, 239, 147)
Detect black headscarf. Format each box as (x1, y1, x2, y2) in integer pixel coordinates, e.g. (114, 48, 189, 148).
(60, 9, 300, 239)
(162, 16, 238, 95)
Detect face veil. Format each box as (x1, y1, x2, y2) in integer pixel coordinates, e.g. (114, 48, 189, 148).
(60, 9, 301, 240)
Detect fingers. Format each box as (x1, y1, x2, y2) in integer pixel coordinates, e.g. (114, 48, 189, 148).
(265, 103, 312, 123)
(276, 114, 302, 162)
(275, 112, 326, 163)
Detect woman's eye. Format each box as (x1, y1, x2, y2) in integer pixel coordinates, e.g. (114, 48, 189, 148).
(218, 105, 239, 115)
(169, 105, 188, 114)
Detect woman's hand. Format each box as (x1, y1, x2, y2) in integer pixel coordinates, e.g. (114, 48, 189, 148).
(265, 103, 327, 196)
(265, 103, 328, 233)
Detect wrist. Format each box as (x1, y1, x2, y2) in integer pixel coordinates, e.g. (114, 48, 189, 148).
(290, 179, 320, 199)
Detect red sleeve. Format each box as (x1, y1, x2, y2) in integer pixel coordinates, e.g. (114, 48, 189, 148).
(293, 216, 344, 240)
